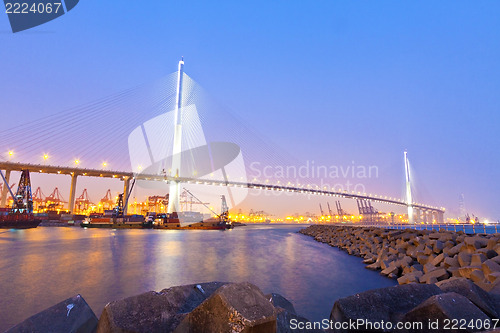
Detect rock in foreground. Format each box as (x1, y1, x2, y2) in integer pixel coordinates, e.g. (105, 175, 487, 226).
(174, 282, 276, 332)
(6, 294, 98, 333)
(96, 281, 228, 332)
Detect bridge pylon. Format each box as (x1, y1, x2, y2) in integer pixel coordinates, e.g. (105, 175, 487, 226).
(167, 57, 185, 214)
(404, 151, 414, 224)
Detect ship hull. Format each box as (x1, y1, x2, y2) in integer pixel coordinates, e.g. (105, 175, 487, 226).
(80, 217, 151, 229)
(0, 219, 41, 229)
(153, 219, 232, 230)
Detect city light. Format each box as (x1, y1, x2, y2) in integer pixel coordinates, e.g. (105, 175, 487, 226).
(8, 150, 13, 157)
(43, 154, 49, 160)
(74, 159, 80, 166)
(102, 162, 108, 168)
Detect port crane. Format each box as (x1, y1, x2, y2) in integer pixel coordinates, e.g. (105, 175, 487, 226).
(99, 189, 115, 211)
(45, 187, 66, 211)
(336, 200, 347, 217)
(0, 170, 34, 214)
(327, 202, 334, 217)
(75, 189, 93, 213)
(183, 189, 230, 224)
(357, 199, 379, 223)
(33, 187, 46, 211)
(319, 203, 325, 216)
(112, 178, 136, 218)
(0, 169, 41, 228)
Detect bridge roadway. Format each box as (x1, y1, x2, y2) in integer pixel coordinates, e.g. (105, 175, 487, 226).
(0, 161, 445, 221)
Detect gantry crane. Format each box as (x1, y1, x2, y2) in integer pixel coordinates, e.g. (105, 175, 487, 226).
(45, 187, 67, 211)
(75, 189, 93, 213)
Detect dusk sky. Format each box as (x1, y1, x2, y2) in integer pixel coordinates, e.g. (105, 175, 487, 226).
(1, 1, 499, 219)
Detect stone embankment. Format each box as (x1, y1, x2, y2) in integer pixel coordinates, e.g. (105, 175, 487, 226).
(299, 225, 500, 290)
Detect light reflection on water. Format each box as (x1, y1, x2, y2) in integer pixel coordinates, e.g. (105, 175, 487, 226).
(0, 225, 396, 330)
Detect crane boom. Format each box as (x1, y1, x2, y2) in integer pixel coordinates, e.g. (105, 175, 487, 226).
(0, 170, 16, 202)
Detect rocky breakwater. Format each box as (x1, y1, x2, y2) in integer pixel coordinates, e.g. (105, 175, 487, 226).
(7, 282, 321, 333)
(299, 225, 500, 291)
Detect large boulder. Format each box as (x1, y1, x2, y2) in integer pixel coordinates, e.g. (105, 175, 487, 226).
(174, 282, 276, 333)
(265, 293, 321, 333)
(275, 308, 323, 333)
(96, 282, 227, 332)
(436, 278, 498, 318)
(419, 268, 449, 284)
(7, 294, 97, 333)
(330, 283, 442, 332)
(401, 292, 489, 333)
(397, 271, 423, 285)
(265, 293, 296, 315)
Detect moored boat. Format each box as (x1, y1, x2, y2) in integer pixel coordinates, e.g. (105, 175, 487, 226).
(152, 212, 232, 230)
(0, 213, 41, 229)
(81, 215, 151, 229)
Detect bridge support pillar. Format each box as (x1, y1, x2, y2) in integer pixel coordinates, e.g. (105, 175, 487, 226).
(1, 169, 12, 208)
(438, 211, 444, 224)
(123, 177, 130, 216)
(68, 173, 78, 214)
(413, 208, 419, 223)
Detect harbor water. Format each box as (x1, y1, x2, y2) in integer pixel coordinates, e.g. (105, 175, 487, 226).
(0, 225, 396, 330)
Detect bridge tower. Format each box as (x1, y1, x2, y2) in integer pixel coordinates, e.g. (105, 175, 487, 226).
(167, 57, 184, 214)
(404, 151, 414, 224)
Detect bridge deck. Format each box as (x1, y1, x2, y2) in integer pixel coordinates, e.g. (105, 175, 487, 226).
(0, 161, 444, 213)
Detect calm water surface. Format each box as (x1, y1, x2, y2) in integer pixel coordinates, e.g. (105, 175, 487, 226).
(0, 225, 395, 330)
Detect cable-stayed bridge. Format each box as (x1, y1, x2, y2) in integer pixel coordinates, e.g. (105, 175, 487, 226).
(0, 59, 445, 223)
(0, 160, 445, 223)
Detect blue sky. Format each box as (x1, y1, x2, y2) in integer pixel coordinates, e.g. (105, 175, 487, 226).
(1, 1, 499, 219)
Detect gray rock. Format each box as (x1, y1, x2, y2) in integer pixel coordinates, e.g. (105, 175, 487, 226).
(487, 250, 499, 259)
(265, 293, 296, 315)
(397, 271, 423, 285)
(276, 308, 323, 333)
(174, 282, 276, 333)
(484, 259, 500, 276)
(445, 243, 463, 257)
(420, 268, 449, 284)
(471, 253, 488, 267)
(431, 253, 447, 266)
(443, 256, 459, 269)
(330, 283, 442, 332)
(436, 277, 498, 318)
(7, 294, 97, 333)
(471, 269, 486, 283)
(464, 236, 488, 249)
(96, 282, 227, 333)
(401, 292, 489, 333)
(458, 266, 481, 279)
(458, 252, 472, 267)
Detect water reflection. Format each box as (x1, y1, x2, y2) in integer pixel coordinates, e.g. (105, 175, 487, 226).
(0, 225, 395, 330)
